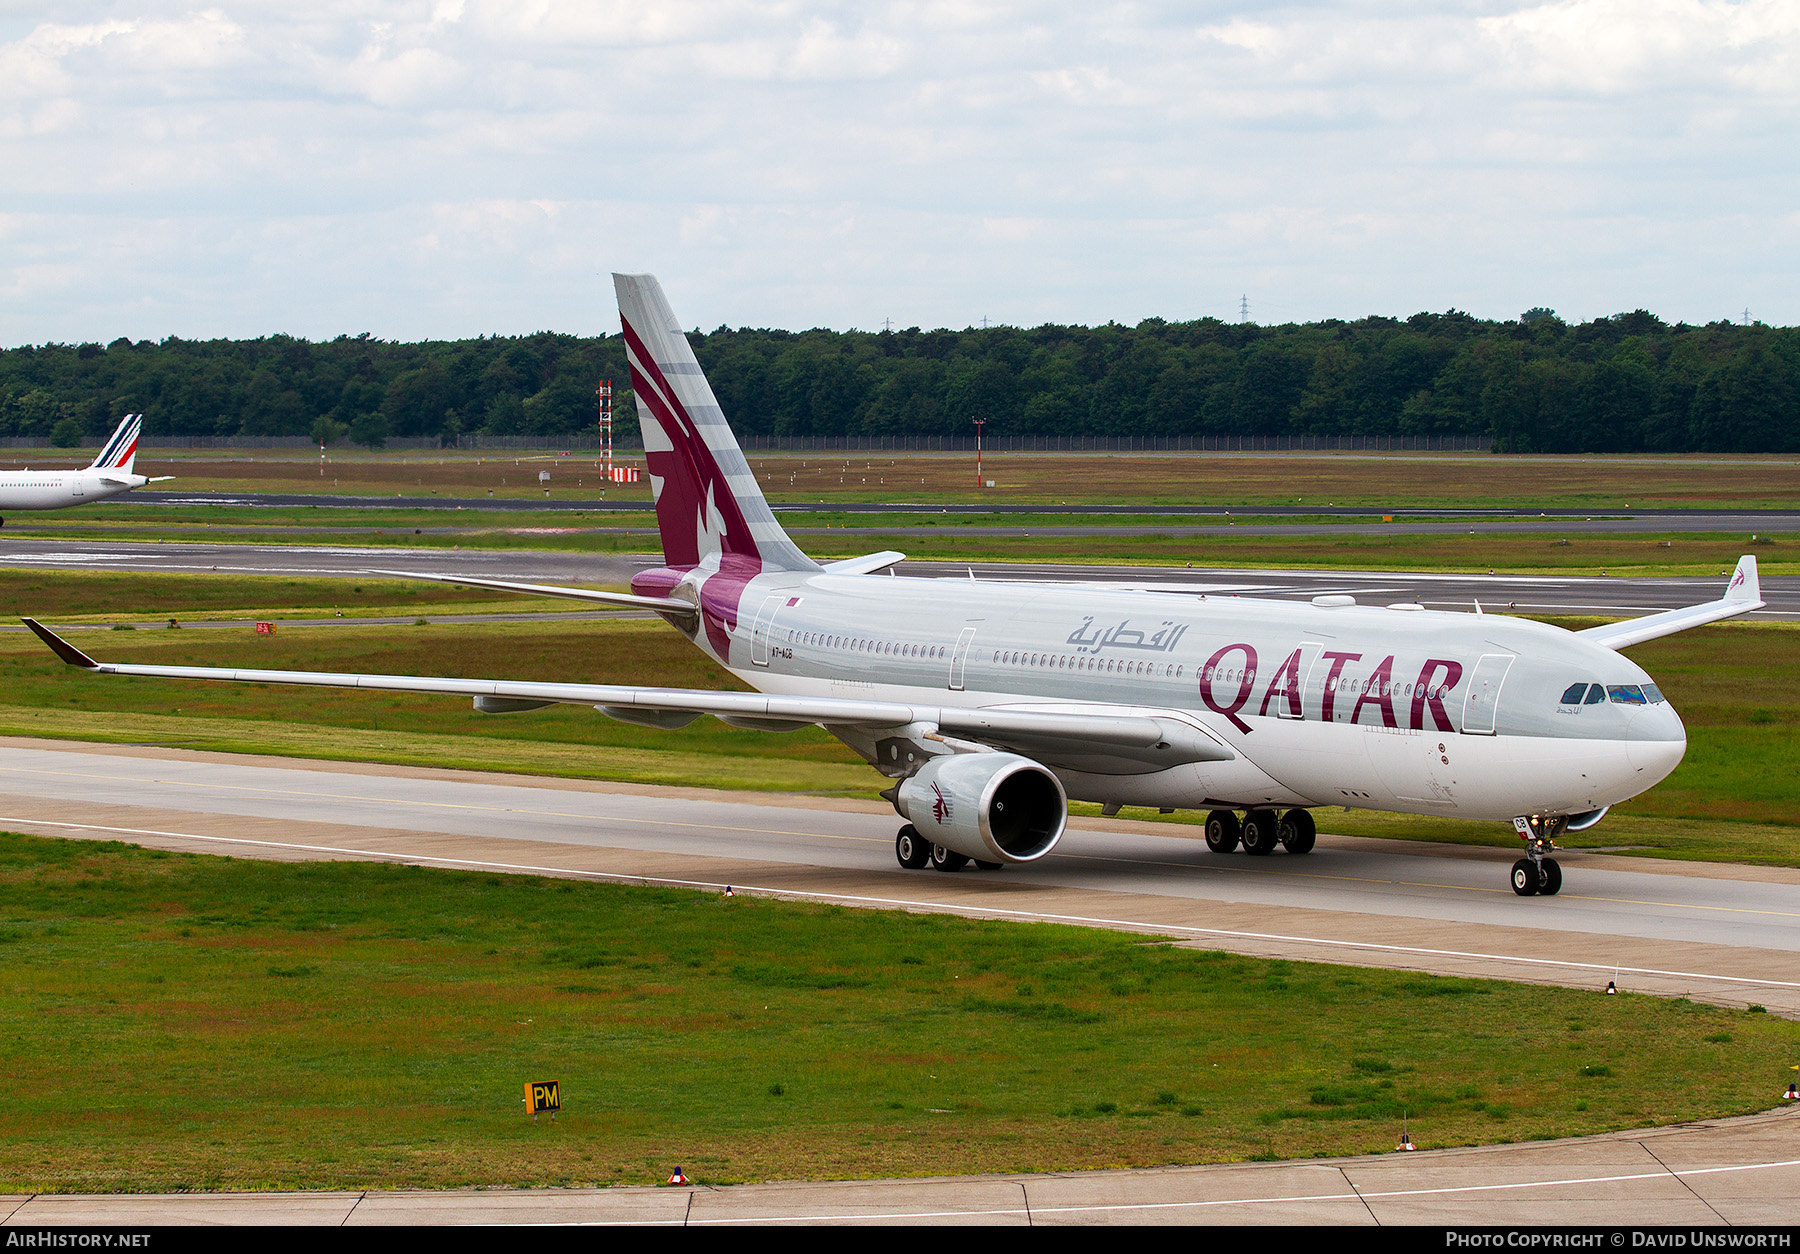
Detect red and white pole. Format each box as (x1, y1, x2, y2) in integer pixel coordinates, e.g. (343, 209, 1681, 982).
(597, 379, 612, 482)
(974, 418, 984, 489)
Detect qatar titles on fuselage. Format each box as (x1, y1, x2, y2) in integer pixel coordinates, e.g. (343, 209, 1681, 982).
(703, 570, 1685, 824)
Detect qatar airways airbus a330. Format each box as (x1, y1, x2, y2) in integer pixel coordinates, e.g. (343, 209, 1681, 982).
(25, 275, 1765, 897)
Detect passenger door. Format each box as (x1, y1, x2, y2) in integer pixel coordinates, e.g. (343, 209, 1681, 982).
(948, 626, 977, 691)
(1461, 653, 1515, 735)
(750, 595, 787, 667)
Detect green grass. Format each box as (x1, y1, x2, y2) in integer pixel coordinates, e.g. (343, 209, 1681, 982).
(1, 832, 1793, 1192)
(0, 568, 602, 620)
(795, 531, 1793, 577)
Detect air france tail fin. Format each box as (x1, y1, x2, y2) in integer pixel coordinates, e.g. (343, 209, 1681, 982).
(614, 274, 817, 575)
(87, 413, 141, 473)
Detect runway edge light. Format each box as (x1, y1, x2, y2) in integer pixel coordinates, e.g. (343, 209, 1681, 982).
(525, 1079, 561, 1122)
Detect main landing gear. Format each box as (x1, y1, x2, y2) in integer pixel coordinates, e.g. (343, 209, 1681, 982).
(893, 825, 1002, 872)
(1510, 814, 1567, 896)
(1205, 808, 1316, 856)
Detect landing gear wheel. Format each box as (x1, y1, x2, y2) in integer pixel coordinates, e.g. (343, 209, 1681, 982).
(973, 860, 1003, 871)
(1204, 809, 1241, 854)
(1511, 859, 1540, 896)
(1538, 858, 1563, 896)
(1278, 809, 1317, 854)
(1242, 809, 1280, 856)
(929, 844, 969, 872)
(895, 825, 930, 869)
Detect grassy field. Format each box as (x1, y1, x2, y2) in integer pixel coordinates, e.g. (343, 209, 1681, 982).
(797, 530, 1794, 576)
(6, 506, 1796, 579)
(2, 831, 1793, 1193)
(0, 569, 598, 621)
(9, 445, 1800, 508)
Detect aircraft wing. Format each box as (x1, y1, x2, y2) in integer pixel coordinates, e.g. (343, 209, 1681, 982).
(822, 550, 906, 575)
(20, 618, 1234, 767)
(1578, 555, 1765, 651)
(365, 569, 699, 624)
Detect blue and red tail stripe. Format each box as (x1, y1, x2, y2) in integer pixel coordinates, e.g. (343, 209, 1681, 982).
(89, 414, 141, 470)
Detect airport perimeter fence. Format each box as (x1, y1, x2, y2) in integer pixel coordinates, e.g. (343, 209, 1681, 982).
(731, 434, 1492, 453)
(0, 432, 1491, 454)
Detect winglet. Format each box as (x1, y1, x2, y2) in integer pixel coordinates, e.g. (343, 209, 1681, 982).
(1725, 554, 1760, 604)
(1576, 552, 1766, 651)
(22, 618, 101, 669)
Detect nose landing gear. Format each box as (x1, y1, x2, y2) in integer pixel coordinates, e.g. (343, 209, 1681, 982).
(1510, 814, 1566, 896)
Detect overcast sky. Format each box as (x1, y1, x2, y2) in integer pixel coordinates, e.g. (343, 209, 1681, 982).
(3, 1, 1796, 344)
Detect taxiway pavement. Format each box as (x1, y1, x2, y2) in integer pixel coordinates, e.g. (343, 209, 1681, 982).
(1, 537, 1793, 621)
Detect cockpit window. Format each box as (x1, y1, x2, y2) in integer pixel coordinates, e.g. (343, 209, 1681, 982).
(1642, 683, 1666, 704)
(1607, 684, 1647, 705)
(1584, 684, 1607, 705)
(1560, 683, 1587, 705)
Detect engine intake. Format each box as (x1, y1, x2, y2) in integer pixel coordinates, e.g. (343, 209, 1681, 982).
(894, 753, 1067, 865)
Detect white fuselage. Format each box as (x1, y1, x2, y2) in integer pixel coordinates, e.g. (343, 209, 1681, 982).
(694, 568, 1685, 823)
(0, 468, 148, 510)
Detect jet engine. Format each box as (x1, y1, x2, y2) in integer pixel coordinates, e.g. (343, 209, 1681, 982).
(894, 752, 1067, 865)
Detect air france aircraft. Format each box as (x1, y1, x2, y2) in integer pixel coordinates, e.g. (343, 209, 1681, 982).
(0, 413, 169, 526)
(23, 276, 1767, 898)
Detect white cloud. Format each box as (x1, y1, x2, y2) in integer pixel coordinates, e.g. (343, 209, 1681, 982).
(0, 1, 1795, 342)
(1479, 0, 1800, 95)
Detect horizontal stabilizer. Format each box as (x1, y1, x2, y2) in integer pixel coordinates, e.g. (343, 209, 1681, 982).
(21, 618, 1234, 765)
(822, 550, 906, 576)
(366, 569, 697, 622)
(1578, 555, 1765, 651)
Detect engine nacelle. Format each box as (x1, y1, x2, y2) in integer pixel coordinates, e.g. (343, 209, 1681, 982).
(895, 753, 1067, 865)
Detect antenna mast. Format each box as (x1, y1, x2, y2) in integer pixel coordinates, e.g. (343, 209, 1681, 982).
(596, 378, 639, 487)
(597, 379, 613, 485)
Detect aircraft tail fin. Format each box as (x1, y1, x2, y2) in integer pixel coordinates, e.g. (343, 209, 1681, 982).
(613, 274, 817, 575)
(87, 413, 141, 473)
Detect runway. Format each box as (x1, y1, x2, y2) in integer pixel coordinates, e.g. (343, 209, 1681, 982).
(1, 537, 1794, 621)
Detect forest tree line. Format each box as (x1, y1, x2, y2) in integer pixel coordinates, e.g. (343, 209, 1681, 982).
(1, 309, 1796, 453)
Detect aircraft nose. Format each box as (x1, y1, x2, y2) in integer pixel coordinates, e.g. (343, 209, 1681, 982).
(1626, 729, 1686, 786)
